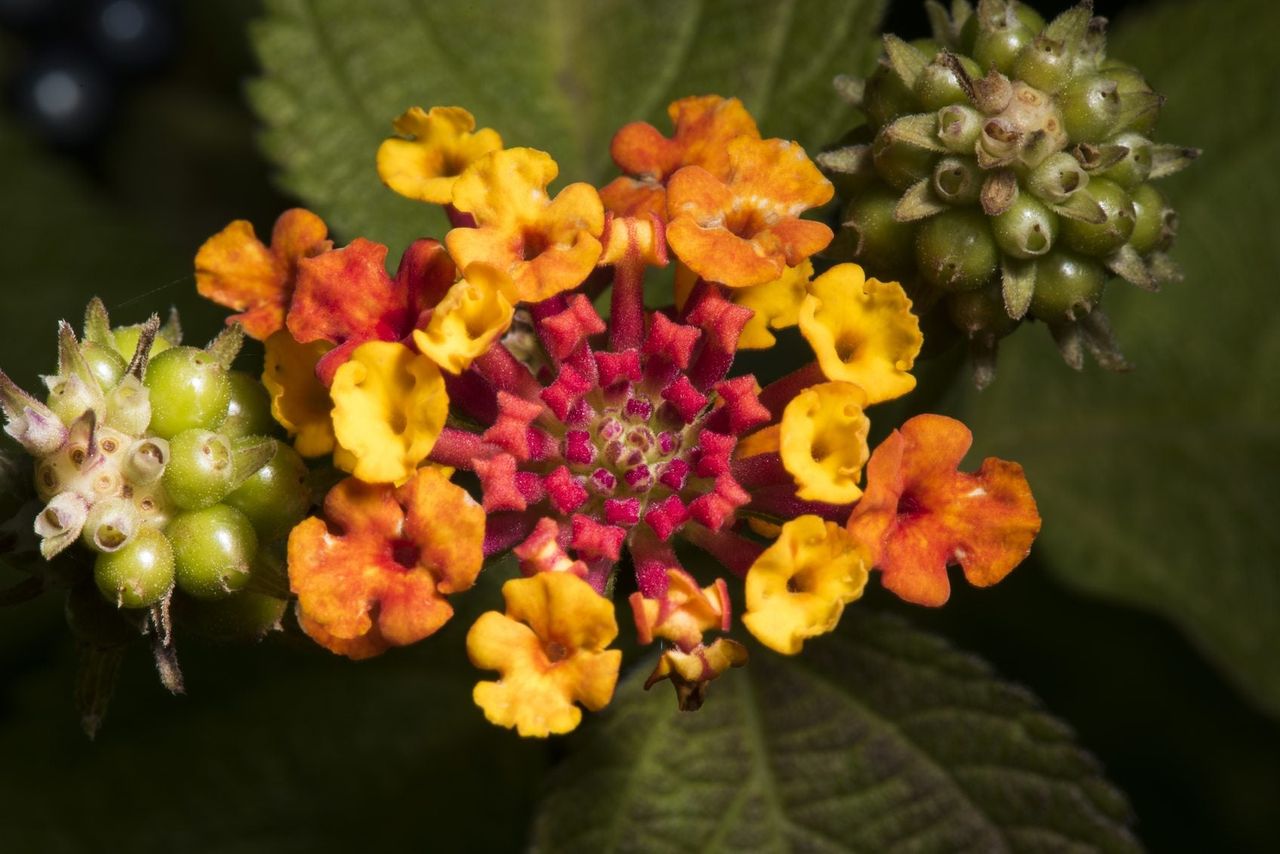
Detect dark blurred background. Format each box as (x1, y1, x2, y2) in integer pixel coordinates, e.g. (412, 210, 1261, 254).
(0, 1, 1277, 851)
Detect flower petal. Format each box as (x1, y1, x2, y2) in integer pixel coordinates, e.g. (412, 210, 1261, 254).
(799, 264, 922, 404)
(377, 106, 502, 204)
(780, 381, 870, 504)
(330, 341, 448, 484)
(846, 414, 1041, 606)
(742, 515, 869, 654)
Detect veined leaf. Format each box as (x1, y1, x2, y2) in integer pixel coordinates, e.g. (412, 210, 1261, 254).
(533, 613, 1138, 852)
(249, 0, 887, 253)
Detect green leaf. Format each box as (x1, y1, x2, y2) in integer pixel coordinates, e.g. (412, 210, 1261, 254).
(533, 613, 1137, 852)
(963, 0, 1280, 716)
(249, 0, 886, 253)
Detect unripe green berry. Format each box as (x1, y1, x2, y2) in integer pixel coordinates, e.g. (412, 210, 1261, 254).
(173, 587, 287, 642)
(842, 188, 918, 277)
(225, 439, 311, 542)
(937, 104, 984, 153)
(1031, 249, 1106, 321)
(1127, 183, 1170, 255)
(81, 342, 127, 391)
(167, 504, 258, 599)
(94, 527, 174, 608)
(1099, 66, 1160, 134)
(1060, 74, 1122, 142)
(143, 346, 231, 438)
(932, 157, 983, 206)
(112, 323, 172, 362)
(916, 209, 999, 292)
(872, 129, 937, 191)
(947, 284, 1020, 338)
(220, 371, 276, 440)
(1061, 177, 1135, 256)
(1029, 152, 1090, 203)
(973, 19, 1037, 74)
(1098, 132, 1153, 188)
(82, 498, 139, 553)
(162, 428, 235, 510)
(993, 194, 1059, 259)
(1013, 35, 1074, 94)
(863, 64, 918, 130)
(915, 55, 982, 111)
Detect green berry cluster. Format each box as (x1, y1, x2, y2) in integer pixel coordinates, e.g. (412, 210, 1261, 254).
(1, 300, 309, 651)
(823, 0, 1198, 386)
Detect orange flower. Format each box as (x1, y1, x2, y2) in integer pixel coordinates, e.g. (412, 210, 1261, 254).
(446, 148, 604, 304)
(600, 95, 760, 218)
(287, 238, 456, 384)
(377, 106, 502, 205)
(468, 572, 622, 737)
(666, 136, 834, 288)
(846, 414, 1041, 607)
(195, 208, 331, 340)
(288, 467, 484, 659)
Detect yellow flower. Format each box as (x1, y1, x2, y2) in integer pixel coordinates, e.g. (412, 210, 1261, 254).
(780, 381, 870, 504)
(798, 263, 923, 404)
(330, 341, 448, 484)
(261, 330, 335, 457)
(377, 106, 502, 204)
(742, 515, 869, 654)
(446, 147, 604, 303)
(411, 263, 514, 374)
(468, 572, 622, 737)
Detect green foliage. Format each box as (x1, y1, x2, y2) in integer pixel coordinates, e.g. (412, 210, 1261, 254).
(533, 613, 1138, 853)
(963, 0, 1280, 717)
(249, 0, 887, 253)
(0, 618, 546, 851)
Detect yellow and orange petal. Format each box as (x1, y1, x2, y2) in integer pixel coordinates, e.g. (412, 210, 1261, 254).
(799, 263, 922, 404)
(468, 572, 622, 737)
(846, 414, 1041, 607)
(612, 95, 761, 184)
(377, 106, 502, 205)
(742, 515, 870, 655)
(628, 567, 729, 650)
(666, 137, 834, 288)
(780, 381, 871, 504)
(287, 238, 456, 384)
(288, 467, 484, 659)
(446, 148, 604, 303)
(330, 341, 448, 485)
(411, 263, 514, 374)
(195, 208, 331, 340)
(262, 330, 335, 457)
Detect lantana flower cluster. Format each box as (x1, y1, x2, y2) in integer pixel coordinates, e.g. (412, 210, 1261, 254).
(160, 98, 1037, 736)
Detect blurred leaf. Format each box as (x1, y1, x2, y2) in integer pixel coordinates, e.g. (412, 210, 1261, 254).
(249, 0, 886, 253)
(533, 612, 1137, 852)
(0, 613, 545, 852)
(963, 0, 1280, 716)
